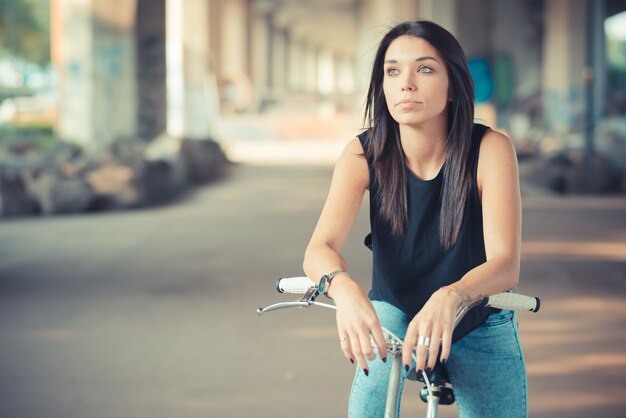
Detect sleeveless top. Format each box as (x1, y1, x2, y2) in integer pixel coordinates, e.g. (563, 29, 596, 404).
(358, 123, 498, 343)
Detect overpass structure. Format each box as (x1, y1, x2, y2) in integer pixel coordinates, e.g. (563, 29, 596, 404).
(50, 0, 624, 154)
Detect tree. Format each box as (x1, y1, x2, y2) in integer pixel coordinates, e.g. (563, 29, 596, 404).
(0, 0, 50, 65)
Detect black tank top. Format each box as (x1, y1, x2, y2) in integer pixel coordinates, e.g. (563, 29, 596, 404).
(358, 123, 497, 343)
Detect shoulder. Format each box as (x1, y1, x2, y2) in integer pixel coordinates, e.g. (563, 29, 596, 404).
(355, 129, 372, 157)
(344, 135, 366, 155)
(478, 128, 517, 162)
(333, 137, 370, 191)
(476, 128, 519, 190)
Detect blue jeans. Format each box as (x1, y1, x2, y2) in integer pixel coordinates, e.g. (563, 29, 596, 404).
(348, 300, 528, 418)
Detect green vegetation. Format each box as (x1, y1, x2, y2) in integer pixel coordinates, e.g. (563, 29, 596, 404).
(0, 124, 56, 151)
(0, 0, 50, 65)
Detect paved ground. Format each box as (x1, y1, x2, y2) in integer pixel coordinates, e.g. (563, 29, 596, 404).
(0, 161, 625, 418)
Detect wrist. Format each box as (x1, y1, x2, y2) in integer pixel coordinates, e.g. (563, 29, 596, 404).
(326, 273, 357, 300)
(440, 285, 467, 307)
(318, 270, 351, 297)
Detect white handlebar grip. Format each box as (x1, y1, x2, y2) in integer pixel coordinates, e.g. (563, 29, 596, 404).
(484, 293, 540, 312)
(276, 276, 316, 294)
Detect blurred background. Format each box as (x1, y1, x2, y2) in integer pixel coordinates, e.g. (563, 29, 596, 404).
(0, 1, 625, 417)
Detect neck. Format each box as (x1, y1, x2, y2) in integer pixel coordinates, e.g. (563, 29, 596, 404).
(399, 118, 448, 180)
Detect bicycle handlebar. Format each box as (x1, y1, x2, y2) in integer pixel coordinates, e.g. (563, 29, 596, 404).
(260, 276, 540, 417)
(275, 276, 541, 313)
(276, 276, 314, 294)
(481, 292, 540, 312)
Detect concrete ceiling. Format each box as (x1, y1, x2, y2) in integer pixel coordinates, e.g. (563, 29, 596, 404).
(254, 0, 359, 57)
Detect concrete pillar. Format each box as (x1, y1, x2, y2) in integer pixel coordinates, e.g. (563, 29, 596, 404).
(588, 0, 607, 128)
(219, 0, 250, 80)
(213, 0, 252, 113)
(166, 0, 219, 139)
(491, 0, 543, 98)
(52, 0, 137, 147)
(303, 43, 318, 94)
(542, 0, 588, 134)
(270, 27, 288, 96)
(288, 38, 305, 92)
(335, 55, 355, 95)
(251, 8, 271, 109)
(455, 0, 490, 56)
(317, 49, 335, 96)
(333, 54, 358, 111)
(135, 0, 166, 140)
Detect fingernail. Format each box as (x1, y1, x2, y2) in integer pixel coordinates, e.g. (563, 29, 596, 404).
(381, 357, 387, 363)
(417, 369, 423, 375)
(350, 358, 354, 364)
(363, 369, 369, 377)
(404, 364, 410, 372)
(426, 367, 432, 374)
(441, 358, 447, 364)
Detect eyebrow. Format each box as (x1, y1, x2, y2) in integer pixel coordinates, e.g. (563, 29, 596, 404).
(384, 56, 440, 64)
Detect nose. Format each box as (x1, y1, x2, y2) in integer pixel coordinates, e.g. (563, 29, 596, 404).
(401, 73, 416, 91)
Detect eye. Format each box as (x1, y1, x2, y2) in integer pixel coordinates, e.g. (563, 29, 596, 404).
(385, 67, 399, 76)
(418, 65, 434, 74)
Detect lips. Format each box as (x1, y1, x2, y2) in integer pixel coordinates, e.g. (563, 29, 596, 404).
(396, 99, 421, 106)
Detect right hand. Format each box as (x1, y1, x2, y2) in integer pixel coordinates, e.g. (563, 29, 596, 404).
(329, 277, 388, 374)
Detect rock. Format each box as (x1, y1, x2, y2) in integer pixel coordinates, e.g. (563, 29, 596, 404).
(143, 133, 188, 203)
(180, 138, 228, 184)
(26, 171, 93, 214)
(142, 159, 179, 203)
(0, 134, 230, 217)
(34, 142, 84, 170)
(85, 163, 141, 210)
(520, 149, 623, 194)
(0, 154, 39, 216)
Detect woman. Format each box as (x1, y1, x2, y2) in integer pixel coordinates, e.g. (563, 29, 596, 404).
(303, 20, 527, 417)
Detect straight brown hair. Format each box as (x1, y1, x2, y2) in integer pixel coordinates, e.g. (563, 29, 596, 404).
(363, 20, 475, 250)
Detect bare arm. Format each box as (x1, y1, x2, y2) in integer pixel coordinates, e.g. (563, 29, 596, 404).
(303, 138, 368, 282)
(402, 129, 522, 371)
(303, 137, 388, 371)
(452, 129, 522, 299)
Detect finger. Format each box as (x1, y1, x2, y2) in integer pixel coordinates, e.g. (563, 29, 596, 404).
(414, 324, 432, 372)
(350, 333, 369, 375)
(427, 326, 442, 370)
(371, 324, 388, 361)
(360, 330, 377, 362)
(414, 336, 429, 372)
(339, 334, 354, 363)
(439, 325, 453, 364)
(402, 326, 418, 368)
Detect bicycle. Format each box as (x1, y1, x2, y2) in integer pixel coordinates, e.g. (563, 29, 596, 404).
(257, 276, 540, 418)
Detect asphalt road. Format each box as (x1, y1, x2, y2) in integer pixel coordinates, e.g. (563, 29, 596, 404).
(1, 162, 625, 418)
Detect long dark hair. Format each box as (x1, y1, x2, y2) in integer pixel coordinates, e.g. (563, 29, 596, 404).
(363, 20, 475, 250)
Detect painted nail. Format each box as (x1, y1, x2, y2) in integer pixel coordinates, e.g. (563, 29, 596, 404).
(381, 357, 387, 363)
(350, 358, 354, 364)
(426, 367, 432, 374)
(405, 364, 410, 372)
(364, 369, 369, 377)
(417, 369, 424, 375)
(441, 358, 447, 364)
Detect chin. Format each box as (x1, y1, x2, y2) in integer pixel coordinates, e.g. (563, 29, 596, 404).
(393, 114, 428, 126)
(392, 111, 446, 128)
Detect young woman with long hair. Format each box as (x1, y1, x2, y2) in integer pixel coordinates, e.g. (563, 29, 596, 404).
(303, 20, 526, 417)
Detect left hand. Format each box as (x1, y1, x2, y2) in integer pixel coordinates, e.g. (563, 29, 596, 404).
(402, 287, 463, 372)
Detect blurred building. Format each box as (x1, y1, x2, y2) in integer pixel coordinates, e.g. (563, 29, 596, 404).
(48, 0, 625, 153)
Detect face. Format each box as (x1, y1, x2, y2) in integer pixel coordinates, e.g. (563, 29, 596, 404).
(382, 35, 450, 128)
